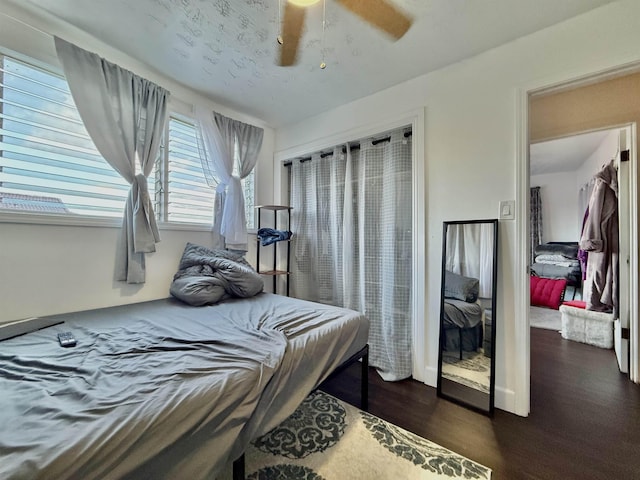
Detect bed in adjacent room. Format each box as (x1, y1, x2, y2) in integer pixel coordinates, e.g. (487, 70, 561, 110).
(0, 246, 369, 480)
(530, 241, 581, 299)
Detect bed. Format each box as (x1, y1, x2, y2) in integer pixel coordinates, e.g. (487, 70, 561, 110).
(441, 271, 484, 359)
(530, 242, 581, 299)
(0, 248, 369, 480)
(442, 299, 483, 358)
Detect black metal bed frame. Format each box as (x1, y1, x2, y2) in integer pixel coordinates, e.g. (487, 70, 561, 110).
(232, 344, 369, 480)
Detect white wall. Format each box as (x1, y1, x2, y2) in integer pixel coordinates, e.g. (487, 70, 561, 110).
(577, 129, 620, 188)
(0, 2, 276, 323)
(530, 129, 620, 244)
(530, 171, 580, 243)
(274, 0, 640, 414)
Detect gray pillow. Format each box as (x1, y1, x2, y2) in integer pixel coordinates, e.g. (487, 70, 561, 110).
(444, 270, 479, 303)
(169, 276, 227, 306)
(177, 242, 251, 271)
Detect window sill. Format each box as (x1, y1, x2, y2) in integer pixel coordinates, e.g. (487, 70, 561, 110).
(0, 211, 255, 233)
(0, 211, 122, 228)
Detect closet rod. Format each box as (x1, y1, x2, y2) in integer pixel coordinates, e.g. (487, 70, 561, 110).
(283, 131, 412, 167)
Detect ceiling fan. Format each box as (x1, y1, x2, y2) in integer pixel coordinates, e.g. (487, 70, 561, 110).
(278, 0, 413, 66)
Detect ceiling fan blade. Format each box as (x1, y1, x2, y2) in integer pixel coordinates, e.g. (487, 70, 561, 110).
(336, 0, 413, 40)
(279, 2, 306, 66)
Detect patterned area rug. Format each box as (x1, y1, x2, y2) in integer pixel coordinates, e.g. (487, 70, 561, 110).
(442, 351, 491, 394)
(229, 391, 491, 479)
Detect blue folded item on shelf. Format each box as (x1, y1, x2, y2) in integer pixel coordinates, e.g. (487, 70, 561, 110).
(257, 228, 292, 246)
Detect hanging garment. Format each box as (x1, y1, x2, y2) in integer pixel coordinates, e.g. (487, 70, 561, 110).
(577, 179, 595, 281)
(580, 161, 619, 316)
(577, 207, 589, 281)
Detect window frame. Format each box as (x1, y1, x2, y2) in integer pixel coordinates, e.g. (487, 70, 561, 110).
(0, 54, 257, 232)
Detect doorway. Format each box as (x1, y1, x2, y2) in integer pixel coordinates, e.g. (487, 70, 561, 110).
(522, 70, 640, 409)
(513, 69, 640, 416)
(528, 127, 630, 373)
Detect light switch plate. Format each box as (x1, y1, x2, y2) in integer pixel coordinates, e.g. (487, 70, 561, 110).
(499, 200, 515, 220)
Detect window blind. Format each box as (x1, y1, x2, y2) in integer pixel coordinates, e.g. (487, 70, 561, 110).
(167, 118, 216, 224)
(0, 55, 131, 217)
(0, 53, 254, 228)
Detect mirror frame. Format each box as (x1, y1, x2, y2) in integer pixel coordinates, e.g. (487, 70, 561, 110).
(436, 219, 499, 416)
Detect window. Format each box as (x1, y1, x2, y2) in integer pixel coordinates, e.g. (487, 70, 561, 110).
(164, 117, 255, 228)
(165, 118, 215, 224)
(0, 53, 255, 228)
(0, 54, 131, 217)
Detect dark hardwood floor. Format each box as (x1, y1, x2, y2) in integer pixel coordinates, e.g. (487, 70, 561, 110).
(320, 328, 640, 480)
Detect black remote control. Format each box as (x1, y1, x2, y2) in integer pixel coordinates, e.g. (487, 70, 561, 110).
(57, 332, 77, 348)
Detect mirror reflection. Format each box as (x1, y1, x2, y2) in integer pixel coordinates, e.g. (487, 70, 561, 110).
(437, 219, 498, 414)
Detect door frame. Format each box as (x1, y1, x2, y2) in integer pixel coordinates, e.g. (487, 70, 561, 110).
(617, 125, 635, 374)
(515, 68, 640, 415)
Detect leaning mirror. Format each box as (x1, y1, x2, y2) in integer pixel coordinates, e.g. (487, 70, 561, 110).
(437, 219, 498, 415)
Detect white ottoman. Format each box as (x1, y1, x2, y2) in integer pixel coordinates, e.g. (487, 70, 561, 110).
(559, 305, 614, 349)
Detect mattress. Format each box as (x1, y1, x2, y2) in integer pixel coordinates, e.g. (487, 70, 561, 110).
(221, 294, 370, 458)
(530, 262, 581, 284)
(442, 299, 483, 354)
(443, 299, 482, 329)
(0, 293, 369, 480)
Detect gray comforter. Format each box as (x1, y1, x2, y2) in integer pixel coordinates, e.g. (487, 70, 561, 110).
(530, 262, 581, 284)
(442, 299, 483, 353)
(0, 294, 369, 480)
(170, 243, 264, 306)
(0, 306, 287, 480)
(443, 299, 482, 329)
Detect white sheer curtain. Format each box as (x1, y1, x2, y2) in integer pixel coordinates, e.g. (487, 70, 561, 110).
(195, 108, 263, 250)
(446, 223, 494, 298)
(290, 129, 412, 381)
(54, 37, 169, 284)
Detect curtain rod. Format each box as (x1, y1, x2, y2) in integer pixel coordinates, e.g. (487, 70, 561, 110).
(283, 131, 411, 167)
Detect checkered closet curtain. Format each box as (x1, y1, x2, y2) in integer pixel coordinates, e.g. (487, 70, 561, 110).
(289, 129, 412, 381)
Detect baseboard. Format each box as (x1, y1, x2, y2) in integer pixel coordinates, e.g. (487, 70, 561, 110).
(421, 365, 519, 415)
(494, 386, 517, 414)
(423, 365, 438, 387)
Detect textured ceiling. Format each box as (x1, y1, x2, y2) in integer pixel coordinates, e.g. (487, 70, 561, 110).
(21, 0, 617, 126)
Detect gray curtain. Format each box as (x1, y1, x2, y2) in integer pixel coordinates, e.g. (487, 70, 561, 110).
(530, 186, 543, 263)
(196, 108, 263, 251)
(54, 37, 169, 284)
